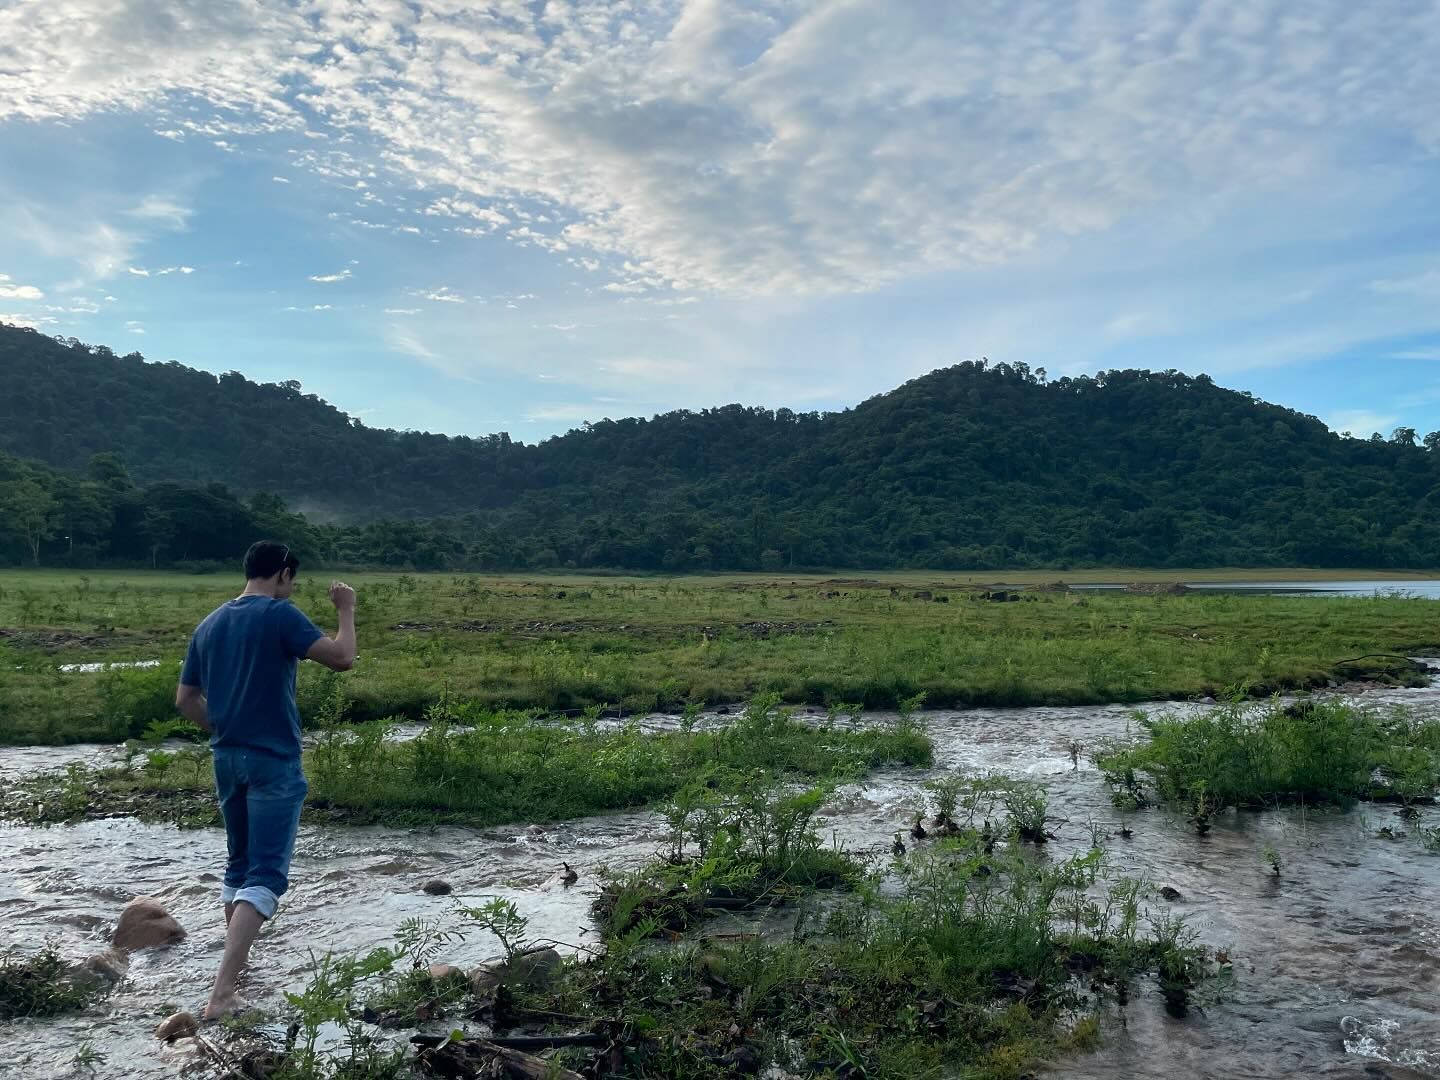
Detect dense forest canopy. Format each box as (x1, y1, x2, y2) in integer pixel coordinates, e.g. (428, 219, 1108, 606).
(1, 321, 1437, 571)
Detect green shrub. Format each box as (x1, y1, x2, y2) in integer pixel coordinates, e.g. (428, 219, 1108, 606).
(1096, 699, 1440, 811)
(96, 662, 179, 740)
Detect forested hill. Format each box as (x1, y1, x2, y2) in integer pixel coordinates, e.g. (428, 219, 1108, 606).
(2, 321, 1439, 570)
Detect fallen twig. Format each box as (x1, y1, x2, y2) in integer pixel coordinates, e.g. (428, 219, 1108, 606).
(415, 1036, 587, 1079)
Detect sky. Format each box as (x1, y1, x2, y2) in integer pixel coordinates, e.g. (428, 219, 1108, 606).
(2, 0, 1440, 444)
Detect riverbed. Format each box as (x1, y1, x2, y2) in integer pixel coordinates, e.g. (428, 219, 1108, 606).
(2, 685, 1438, 1079)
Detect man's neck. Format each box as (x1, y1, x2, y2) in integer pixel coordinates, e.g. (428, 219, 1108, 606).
(239, 581, 282, 600)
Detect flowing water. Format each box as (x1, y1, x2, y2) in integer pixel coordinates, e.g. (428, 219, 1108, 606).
(2, 684, 1439, 1079)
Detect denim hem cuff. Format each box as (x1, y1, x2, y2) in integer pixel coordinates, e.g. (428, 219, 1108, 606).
(233, 886, 280, 920)
(221, 884, 239, 904)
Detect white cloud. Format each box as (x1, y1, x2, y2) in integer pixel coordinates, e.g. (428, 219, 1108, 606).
(423, 287, 465, 304)
(524, 403, 615, 423)
(1391, 347, 1440, 361)
(0, 204, 155, 287)
(1371, 269, 1440, 299)
(0, 279, 43, 300)
(1327, 409, 1399, 437)
(128, 264, 196, 277)
(384, 307, 421, 314)
(124, 320, 145, 334)
(4, 1, 1438, 296)
(309, 269, 353, 283)
(597, 356, 712, 384)
(272, 175, 291, 183)
(388, 326, 478, 382)
(0, 312, 56, 328)
(127, 196, 191, 230)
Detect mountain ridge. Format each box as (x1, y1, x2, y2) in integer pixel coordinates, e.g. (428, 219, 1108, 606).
(2, 321, 1437, 570)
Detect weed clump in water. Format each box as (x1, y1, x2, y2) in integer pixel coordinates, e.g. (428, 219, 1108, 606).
(1095, 699, 1440, 815)
(0, 944, 111, 1020)
(597, 770, 859, 939)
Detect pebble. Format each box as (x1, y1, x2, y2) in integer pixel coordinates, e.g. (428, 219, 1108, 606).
(154, 1011, 198, 1042)
(421, 879, 452, 896)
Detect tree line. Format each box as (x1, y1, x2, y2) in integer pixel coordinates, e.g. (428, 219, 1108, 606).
(2, 321, 1439, 571)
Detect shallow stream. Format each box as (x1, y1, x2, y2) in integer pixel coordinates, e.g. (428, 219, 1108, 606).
(2, 684, 1438, 1079)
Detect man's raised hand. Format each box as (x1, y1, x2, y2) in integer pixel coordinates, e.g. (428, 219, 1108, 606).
(329, 581, 357, 612)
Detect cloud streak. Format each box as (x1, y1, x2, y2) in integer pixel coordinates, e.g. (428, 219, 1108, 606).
(1326, 409, 1399, 438)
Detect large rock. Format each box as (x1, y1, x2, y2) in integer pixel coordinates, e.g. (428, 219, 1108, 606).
(507, 946, 562, 987)
(468, 946, 563, 994)
(112, 896, 187, 952)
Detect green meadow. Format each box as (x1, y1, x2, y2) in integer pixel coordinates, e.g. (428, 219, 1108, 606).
(0, 569, 1436, 745)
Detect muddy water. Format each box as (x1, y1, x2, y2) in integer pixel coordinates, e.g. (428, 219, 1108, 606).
(2, 688, 1439, 1079)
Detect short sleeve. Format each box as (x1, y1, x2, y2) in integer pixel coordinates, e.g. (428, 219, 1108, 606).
(275, 601, 326, 659)
(180, 634, 203, 687)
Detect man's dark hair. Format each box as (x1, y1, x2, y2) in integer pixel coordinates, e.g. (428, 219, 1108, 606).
(244, 540, 300, 581)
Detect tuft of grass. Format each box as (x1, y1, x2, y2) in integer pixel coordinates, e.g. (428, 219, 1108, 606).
(0, 944, 109, 1020)
(1096, 698, 1440, 813)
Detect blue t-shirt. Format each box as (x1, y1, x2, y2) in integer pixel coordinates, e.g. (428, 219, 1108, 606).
(180, 596, 325, 759)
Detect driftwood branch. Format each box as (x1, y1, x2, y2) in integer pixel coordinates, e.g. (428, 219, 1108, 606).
(413, 1032, 606, 1051)
(414, 1036, 587, 1080)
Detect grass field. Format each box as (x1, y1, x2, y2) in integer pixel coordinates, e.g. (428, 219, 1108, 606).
(1, 568, 1437, 745)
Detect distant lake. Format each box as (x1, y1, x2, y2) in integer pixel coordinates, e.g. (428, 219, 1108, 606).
(1065, 580, 1440, 599)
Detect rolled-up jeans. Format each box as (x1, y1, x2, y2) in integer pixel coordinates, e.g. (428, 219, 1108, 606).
(212, 747, 307, 920)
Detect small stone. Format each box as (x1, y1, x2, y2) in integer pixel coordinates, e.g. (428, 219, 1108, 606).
(1159, 886, 1183, 902)
(421, 879, 452, 896)
(112, 896, 186, 952)
(155, 1011, 199, 1042)
(468, 965, 501, 995)
(83, 949, 129, 983)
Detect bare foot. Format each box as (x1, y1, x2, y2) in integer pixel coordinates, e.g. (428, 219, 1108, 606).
(201, 993, 247, 1021)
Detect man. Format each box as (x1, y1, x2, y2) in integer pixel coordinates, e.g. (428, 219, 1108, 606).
(175, 540, 357, 1019)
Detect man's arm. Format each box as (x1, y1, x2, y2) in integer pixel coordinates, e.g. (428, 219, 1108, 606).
(176, 634, 211, 733)
(175, 683, 212, 733)
(306, 581, 357, 672)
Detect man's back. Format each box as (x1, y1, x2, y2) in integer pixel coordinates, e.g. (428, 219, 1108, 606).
(181, 595, 323, 758)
